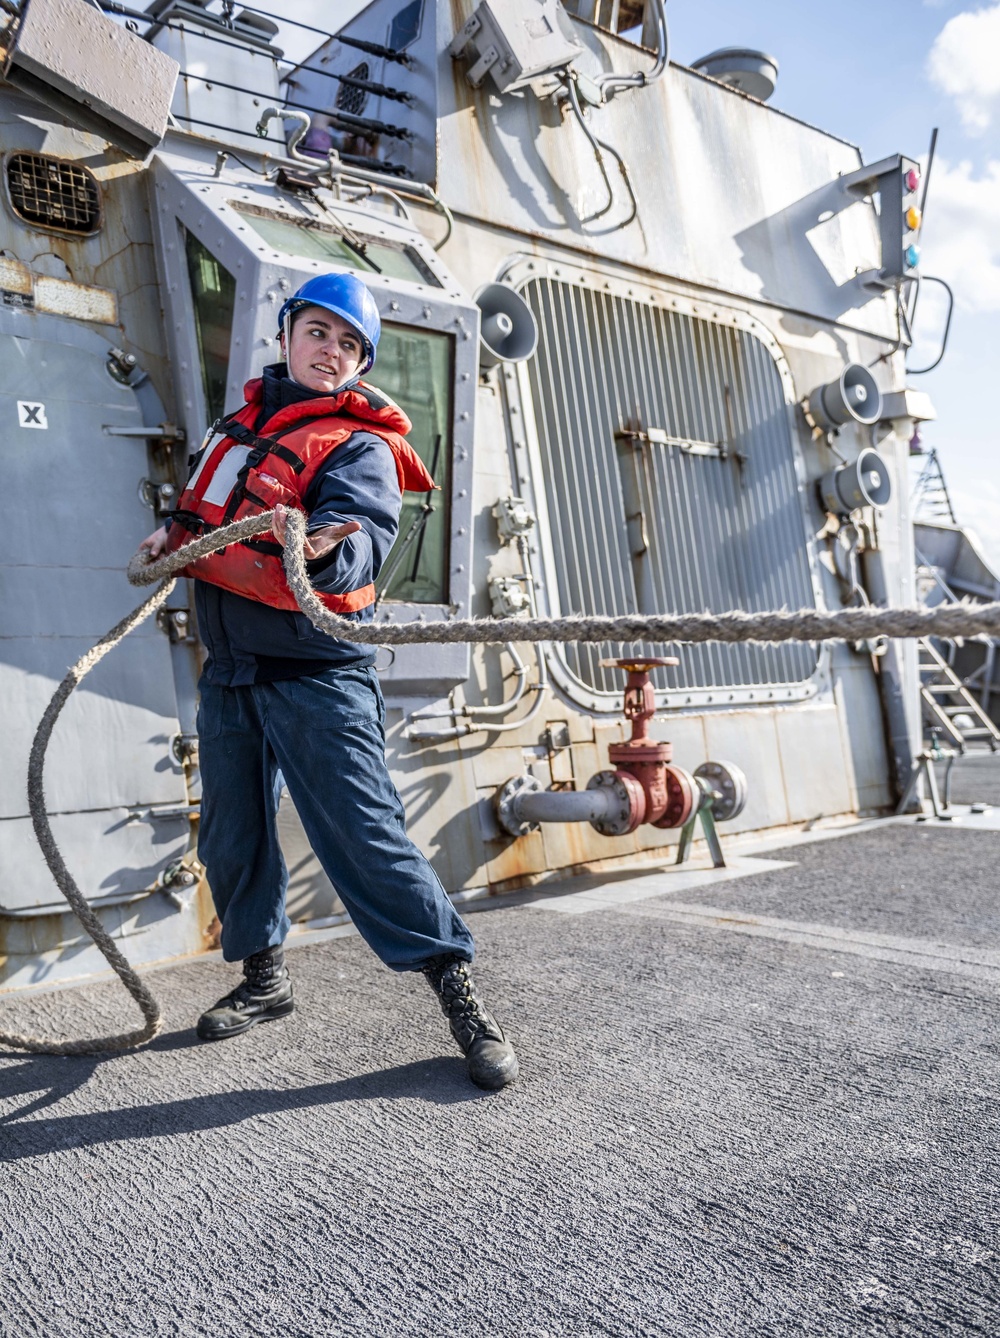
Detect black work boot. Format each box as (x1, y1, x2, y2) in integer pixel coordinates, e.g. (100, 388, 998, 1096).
(196, 945, 294, 1041)
(422, 956, 518, 1091)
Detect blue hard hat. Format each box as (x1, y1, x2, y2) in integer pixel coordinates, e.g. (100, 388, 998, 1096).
(277, 272, 381, 373)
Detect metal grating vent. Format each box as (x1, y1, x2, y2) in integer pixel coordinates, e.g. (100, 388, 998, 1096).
(336, 63, 370, 117)
(5, 152, 101, 234)
(522, 277, 819, 699)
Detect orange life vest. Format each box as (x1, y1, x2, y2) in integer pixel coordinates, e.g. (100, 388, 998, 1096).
(165, 378, 435, 614)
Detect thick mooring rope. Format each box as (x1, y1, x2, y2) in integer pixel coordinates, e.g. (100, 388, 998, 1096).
(130, 508, 1000, 646)
(7, 505, 1000, 1057)
(0, 580, 176, 1055)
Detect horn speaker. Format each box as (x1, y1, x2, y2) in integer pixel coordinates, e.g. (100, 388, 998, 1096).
(475, 283, 538, 368)
(807, 363, 883, 430)
(819, 448, 893, 515)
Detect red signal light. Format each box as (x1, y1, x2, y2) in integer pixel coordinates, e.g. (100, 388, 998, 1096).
(904, 167, 921, 193)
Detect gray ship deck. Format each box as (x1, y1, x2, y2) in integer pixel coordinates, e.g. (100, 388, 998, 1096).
(3, 761, 1000, 1337)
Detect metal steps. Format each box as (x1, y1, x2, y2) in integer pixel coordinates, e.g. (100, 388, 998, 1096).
(918, 638, 1000, 752)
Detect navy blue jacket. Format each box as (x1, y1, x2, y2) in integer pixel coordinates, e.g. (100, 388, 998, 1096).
(194, 366, 401, 686)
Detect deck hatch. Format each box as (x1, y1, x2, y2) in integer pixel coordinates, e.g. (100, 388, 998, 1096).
(521, 276, 819, 700)
(4, 153, 101, 235)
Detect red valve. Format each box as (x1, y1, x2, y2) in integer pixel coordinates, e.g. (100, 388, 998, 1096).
(601, 657, 684, 828)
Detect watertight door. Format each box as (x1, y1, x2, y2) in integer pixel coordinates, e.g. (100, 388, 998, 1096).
(0, 317, 190, 916)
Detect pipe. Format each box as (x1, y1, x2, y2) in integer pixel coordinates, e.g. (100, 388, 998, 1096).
(595, 0, 669, 98)
(405, 674, 547, 742)
(406, 532, 547, 742)
(410, 643, 529, 720)
(345, 183, 412, 222)
(255, 106, 313, 162)
(511, 787, 618, 826)
(327, 153, 454, 250)
(861, 546, 920, 807)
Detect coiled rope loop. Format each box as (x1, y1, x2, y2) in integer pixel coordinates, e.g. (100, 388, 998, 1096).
(5, 506, 1000, 1057)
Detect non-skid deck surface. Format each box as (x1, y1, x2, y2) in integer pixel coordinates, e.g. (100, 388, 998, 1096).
(2, 821, 998, 1337)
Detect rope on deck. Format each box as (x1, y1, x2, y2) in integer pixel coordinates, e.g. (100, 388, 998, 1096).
(6, 507, 1000, 1057)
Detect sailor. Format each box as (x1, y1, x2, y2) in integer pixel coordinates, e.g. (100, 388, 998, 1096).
(140, 272, 517, 1091)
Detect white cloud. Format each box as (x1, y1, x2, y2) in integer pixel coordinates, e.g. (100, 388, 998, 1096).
(927, 4, 1000, 132)
(945, 481, 1000, 571)
(918, 157, 1000, 312)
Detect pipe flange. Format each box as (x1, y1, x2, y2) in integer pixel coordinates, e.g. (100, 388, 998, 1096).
(587, 769, 645, 836)
(495, 773, 542, 838)
(694, 760, 748, 822)
(653, 764, 698, 829)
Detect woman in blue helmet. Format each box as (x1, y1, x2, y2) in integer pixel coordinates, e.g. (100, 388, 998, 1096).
(140, 273, 517, 1090)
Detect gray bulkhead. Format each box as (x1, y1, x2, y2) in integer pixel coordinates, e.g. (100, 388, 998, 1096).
(0, 0, 923, 990)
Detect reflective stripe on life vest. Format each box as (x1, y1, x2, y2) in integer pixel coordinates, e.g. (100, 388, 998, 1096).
(164, 378, 436, 615)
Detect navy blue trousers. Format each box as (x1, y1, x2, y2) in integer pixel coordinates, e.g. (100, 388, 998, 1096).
(196, 666, 475, 968)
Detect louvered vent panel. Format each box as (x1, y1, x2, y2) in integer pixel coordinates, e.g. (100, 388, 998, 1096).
(522, 277, 819, 697)
(6, 153, 101, 234)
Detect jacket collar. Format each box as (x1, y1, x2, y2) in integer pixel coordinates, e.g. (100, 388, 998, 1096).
(240, 375, 412, 437)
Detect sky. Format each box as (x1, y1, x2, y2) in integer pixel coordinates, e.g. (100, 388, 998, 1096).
(247, 2, 1000, 569)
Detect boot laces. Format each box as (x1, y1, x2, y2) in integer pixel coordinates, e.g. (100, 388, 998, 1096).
(242, 947, 285, 991)
(426, 959, 502, 1048)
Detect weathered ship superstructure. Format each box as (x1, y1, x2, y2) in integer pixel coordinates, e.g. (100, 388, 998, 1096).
(0, 0, 947, 990)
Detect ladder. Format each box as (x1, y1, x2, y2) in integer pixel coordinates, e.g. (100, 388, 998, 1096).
(912, 447, 957, 523)
(918, 638, 1000, 752)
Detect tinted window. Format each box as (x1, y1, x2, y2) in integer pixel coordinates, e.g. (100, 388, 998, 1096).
(233, 206, 440, 288)
(389, 0, 422, 50)
(373, 324, 452, 604)
(183, 227, 235, 423)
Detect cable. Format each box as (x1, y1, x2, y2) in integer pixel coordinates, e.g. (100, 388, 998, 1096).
(906, 276, 954, 376)
(563, 76, 638, 230)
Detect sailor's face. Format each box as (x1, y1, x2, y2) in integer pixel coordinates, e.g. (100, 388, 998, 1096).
(283, 306, 364, 393)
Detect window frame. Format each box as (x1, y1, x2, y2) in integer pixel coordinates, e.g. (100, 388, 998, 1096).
(151, 154, 479, 695)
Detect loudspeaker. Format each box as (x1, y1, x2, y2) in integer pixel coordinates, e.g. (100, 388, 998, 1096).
(807, 363, 883, 430)
(475, 283, 538, 368)
(818, 448, 892, 515)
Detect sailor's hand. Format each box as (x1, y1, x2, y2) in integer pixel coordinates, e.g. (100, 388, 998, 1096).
(140, 526, 169, 560)
(271, 504, 362, 560)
